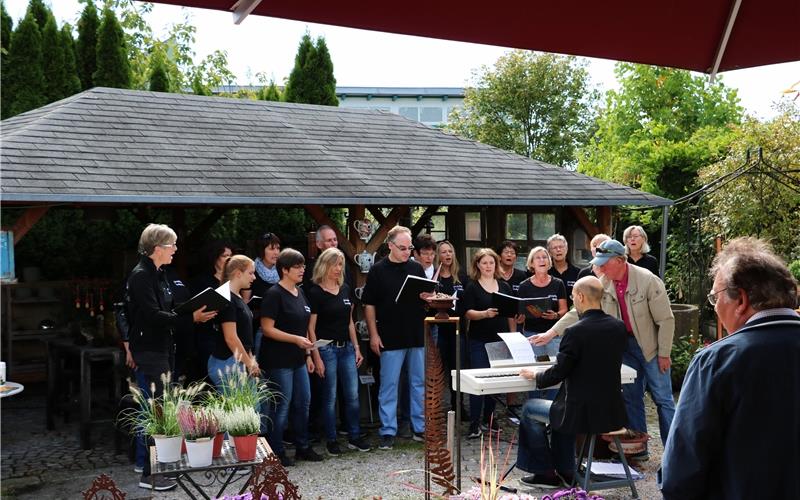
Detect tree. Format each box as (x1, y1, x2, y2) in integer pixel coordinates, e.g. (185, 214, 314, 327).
(578, 63, 742, 199)
(76, 0, 99, 89)
(259, 80, 282, 102)
(7, 12, 45, 116)
(26, 0, 50, 29)
(93, 7, 130, 89)
(447, 51, 597, 167)
(189, 50, 235, 95)
(41, 15, 67, 102)
(284, 33, 338, 106)
(60, 23, 82, 97)
(148, 47, 169, 92)
(1, 1, 14, 118)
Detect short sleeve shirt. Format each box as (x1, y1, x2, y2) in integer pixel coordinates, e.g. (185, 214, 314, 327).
(259, 285, 311, 369)
(306, 283, 352, 343)
(213, 294, 254, 360)
(518, 277, 567, 333)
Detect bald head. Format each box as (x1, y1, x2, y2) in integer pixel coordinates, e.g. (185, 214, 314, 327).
(573, 276, 603, 313)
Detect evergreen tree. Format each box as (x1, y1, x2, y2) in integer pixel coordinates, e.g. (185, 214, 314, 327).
(26, 0, 50, 30)
(309, 37, 338, 106)
(258, 80, 282, 101)
(148, 48, 169, 92)
(1, 1, 14, 119)
(76, 0, 99, 89)
(284, 33, 338, 106)
(7, 12, 45, 116)
(93, 7, 130, 89)
(283, 33, 314, 103)
(41, 15, 67, 102)
(60, 23, 81, 97)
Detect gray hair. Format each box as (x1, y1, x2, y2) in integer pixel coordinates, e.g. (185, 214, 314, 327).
(138, 223, 177, 256)
(710, 237, 797, 310)
(590, 233, 611, 249)
(315, 225, 334, 243)
(623, 225, 651, 254)
(546, 233, 568, 249)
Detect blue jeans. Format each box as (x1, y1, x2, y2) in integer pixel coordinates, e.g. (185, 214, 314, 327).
(523, 330, 561, 400)
(207, 355, 237, 389)
(265, 364, 311, 455)
(318, 342, 361, 441)
(468, 340, 496, 427)
(621, 336, 676, 445)
(378, 347, 425, 437)
(517, 399, 575, 475)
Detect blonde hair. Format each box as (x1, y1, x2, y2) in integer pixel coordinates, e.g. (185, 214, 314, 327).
(311, 248, 345, 286)
(435, 241, 462, 285)
(386, 225, 411, 243)
(469, 248, 501, 281)
(526, 246, 552, 272)
(223, 255, 254, 282)
(590, 233, 611, 249)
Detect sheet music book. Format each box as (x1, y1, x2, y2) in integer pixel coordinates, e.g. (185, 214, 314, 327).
(394, 274, 438, 305)
(492, 292, 553, 318)
(173, 281, 232, 314)
(497, 332, 536, 365)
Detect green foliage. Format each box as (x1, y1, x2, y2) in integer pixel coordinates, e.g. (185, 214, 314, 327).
(147, 46, 169, 92)
(578, 63, 742, 199)
(446, 51, 597, 167)
(1, 1, 14, 119)
(671, 335, 705, 391)
(93, 7, 130, 88)
(189, 50, 235, 95)
(41, 15, 67, 102)
(698, 105, 800, 261)
(7, 12, 45, 116)
(284, 32, 338, 106)
(788, 260, 800, 283)
(60, 23, 82, 96)
(26, 0, 50, 29)
(258, 80, 282, 102)
(76, 0, 99, 89)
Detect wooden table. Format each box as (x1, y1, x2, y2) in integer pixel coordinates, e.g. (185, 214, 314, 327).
(150, 437, 272, 500)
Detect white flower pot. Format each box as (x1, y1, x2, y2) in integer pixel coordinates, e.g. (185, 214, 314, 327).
(185, 437, 214, 467)
(153, 435, 183, 463)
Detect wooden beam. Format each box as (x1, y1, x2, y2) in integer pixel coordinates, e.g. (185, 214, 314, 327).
(303, 205, 355, 257)
(12, 206, 50, 244)
(365, 206, 409, 253)
(567, 207, 599, 238)
(367, 206, 386, 225)
(410, 206, 440, 236)
(597, 207, 613, 235)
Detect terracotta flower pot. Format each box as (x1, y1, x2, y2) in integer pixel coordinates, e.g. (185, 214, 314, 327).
(213, 432, 225, 458)
(232, 434, 258, 461)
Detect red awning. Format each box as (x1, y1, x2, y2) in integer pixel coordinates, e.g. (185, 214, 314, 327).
(145, 0, 799, 75)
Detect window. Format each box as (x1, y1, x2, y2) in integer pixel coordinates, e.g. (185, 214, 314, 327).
(532, 213, 555, 240)
(420, 107, 443, 123)
(505, 213, 528, 240)
(573, 227, 590, 265)
(465, 212, 482, 241)
(465, 246, 482, 268)
(399, 107, 419, 121)
(429, 214, 447, 242)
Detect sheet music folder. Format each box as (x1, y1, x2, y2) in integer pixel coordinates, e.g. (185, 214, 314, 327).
(394, 275, 437, 305)
(173, 281, 231, 314)
(485, 340, 556, 368)
(492, 292, 552, 318)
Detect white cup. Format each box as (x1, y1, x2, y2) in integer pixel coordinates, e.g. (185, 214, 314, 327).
(0, 361, 6, 384)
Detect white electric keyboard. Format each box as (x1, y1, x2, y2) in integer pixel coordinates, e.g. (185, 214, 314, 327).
(454, 363, 637, 395)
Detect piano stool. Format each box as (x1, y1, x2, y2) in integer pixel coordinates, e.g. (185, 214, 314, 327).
(573, 428, 639, 499)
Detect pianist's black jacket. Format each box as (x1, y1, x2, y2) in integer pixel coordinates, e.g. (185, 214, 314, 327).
(536, 309, 628, 434)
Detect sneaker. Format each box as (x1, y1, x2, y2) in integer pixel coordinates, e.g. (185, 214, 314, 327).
(412, 431, 425, 443)
(481, 419, 501, 433)
(378, 435, 395, 450)
(326, 441, 342, 456)
(295, 447, 324, 462)
(347, 437, 371, 452)
(520, 472, 562, 489)
(138, 474, 177, 491)
(467, 424, 482, 439)
(133, 465, 144, 473)
(277, 452, 295, 467)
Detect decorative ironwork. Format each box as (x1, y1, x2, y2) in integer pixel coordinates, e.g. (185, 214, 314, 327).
(82, 473, 126, 500)
(424, 328, 456, 496)
(250, 453, 301, 500)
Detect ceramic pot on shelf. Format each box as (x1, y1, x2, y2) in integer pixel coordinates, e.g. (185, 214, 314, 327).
(185, 437, 214, 467)
(153, 435, 182, 463)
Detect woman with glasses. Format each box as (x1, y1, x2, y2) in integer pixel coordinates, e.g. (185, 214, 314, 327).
(624, 225, 659, 277)
(259, 248, 322, 466)
(496, 241, 529, 294)
(248, 232, 281, 357)
(307, 248, 371, 455)
(462, 248, 517, 439)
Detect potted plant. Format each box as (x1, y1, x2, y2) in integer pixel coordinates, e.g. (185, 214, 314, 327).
(178, 404, 219, 467)
(220, 406, 261, 461)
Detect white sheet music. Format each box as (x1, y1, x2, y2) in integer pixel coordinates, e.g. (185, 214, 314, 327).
(497, 331, 536, 365)
(215, 280, 231, 301)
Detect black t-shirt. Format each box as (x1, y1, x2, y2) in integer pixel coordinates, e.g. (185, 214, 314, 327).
(306, 283, 352, 342)
(518, 277, 567, 333)
(437, 272, 470, 336)
(361, 258, 427, 350)
(462, 280, 513, 343)
(500, 268, 529, 295)
(629, 254, 659, 277)
(549, 263, 580, 307)
(577, 265, 595, 280)
(258, 285, 311, 369)
(213, 293, 254, 360)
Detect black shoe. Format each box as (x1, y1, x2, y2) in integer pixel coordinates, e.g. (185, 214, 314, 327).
(138, 474, 177, 491)
(295, 447, 324, 462)
(397, 425, 413, 439)
(412, 431, 425, 443)
(326, 441, 342, 456)
(627, 450, 650, 462)
(277, 452, 295, 467)
(467, 424, 482, 439)
(520, 472, 562, 489)
(348, 437, 371, 452)
(378, 435, 394, 450)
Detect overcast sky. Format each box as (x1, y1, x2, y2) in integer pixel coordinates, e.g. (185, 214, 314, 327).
(6, 0, 799, 119)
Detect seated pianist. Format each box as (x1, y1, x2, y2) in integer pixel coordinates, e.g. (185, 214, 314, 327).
(516, 276, 628, 489)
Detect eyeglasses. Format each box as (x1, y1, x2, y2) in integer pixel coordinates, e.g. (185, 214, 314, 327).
(391, 242, 414, 252)
(160, 243, 178, 249)
(707, 287, 733, 306)
(291, 264, 306, 270)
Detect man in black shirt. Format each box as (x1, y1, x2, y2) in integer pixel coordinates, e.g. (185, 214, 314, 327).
(362, 225, 428, 450)
(547, 234, 580, 307)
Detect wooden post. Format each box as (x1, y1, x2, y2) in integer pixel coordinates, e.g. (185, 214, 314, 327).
(597, 206, 612, 236)
(11, 206, 50, 244)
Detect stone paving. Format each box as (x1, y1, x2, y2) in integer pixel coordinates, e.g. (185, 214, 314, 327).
(1, 383, 666, 499)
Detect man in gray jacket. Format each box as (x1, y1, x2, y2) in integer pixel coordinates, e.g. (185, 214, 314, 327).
(531, 239, 675, 458)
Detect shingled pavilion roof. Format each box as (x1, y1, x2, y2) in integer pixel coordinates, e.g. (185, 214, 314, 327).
(0, 87, 670, 207)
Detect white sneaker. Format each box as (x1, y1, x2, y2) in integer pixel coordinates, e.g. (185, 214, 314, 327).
(133, 465, 144, 473)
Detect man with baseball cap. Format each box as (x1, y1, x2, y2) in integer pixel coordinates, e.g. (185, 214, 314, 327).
(531, 239, 676, 459)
